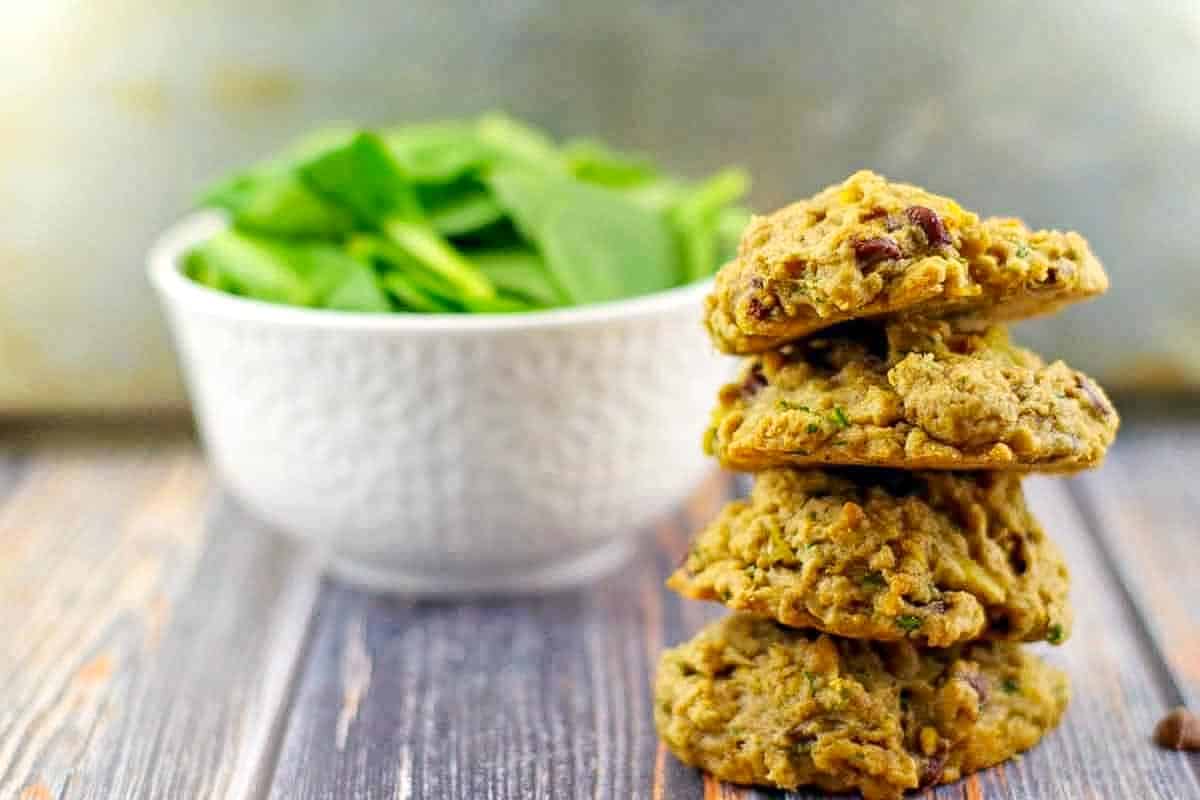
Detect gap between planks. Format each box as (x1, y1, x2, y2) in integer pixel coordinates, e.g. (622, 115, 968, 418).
(1064, 480, 1192, 712)
(1065, 425, 1200, 789)
(223, 555, 325, 800)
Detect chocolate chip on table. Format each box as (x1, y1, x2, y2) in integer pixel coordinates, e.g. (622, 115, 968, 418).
(905, 205, 951, 248)
(1155, 707, 1200, 751)
(853, 236, 902, 266)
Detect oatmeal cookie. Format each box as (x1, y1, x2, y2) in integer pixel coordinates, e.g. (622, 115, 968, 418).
(654, 614, 1069, 800)
(705, 170, 1108, 354)
(705, 316, 1118, 472)
(669, 468, 1071, 646)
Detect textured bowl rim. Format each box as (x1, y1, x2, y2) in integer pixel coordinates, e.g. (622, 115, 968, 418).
(149, 212, 716, 332)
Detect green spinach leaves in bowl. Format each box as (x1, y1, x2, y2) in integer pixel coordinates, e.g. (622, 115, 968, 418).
(185, 114, 751, 313)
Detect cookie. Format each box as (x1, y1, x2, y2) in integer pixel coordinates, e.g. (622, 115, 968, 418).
(669, 468, 1071, 646)
(705, 316, 1118, 472)
(705, 170, 1108, 354)
(655, 614, 1069, 800)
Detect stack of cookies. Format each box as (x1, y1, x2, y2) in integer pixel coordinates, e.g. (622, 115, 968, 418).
(654, 171, 1119, 800)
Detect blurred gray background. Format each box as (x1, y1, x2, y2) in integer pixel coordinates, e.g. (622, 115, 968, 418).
(3, 0, 1197, 411)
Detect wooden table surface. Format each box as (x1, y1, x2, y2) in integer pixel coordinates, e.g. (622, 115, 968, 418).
(1, 414, 1198, 799)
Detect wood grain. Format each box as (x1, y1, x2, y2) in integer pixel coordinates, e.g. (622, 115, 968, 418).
(1074, 422, 1200, 710)
(260, 463, 1200, 800)
(0, 429, 321, 800)
(974, 477, 1200, 799)
(264, 471, 732, 800)
(3, 426, 1200, 798)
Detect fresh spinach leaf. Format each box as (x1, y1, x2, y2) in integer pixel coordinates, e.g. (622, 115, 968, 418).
(564, 139, 658, 187)
(622, 178, 688, 212)
(183, 248, 232, 292)
(348, 234, 463, 308)
(300, 133, 496, 301)
(382, 122, 495, 184)
(380, 219, 496, 301)
(301, 247, 391, 312)
(190, 230, 316, 306)
(476, 113, 563, 172)
(200, 172, 358, 237)
(464, 293, 538, 313)
(487, 168, 678, 304)
(716, 206, 753, 262)
(299, 132, 421, 224)
(266, 126, 358, 173)
(670, 168, 750, 281)
(470, 248, 564, 307)
(187, 114, 750, 314)
(190, 230, 389, 311)
(381, 271, 457, 312)
(420, 181, 506, 236)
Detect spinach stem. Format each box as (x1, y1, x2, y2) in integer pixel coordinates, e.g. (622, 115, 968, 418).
(382, 217, 496, 300)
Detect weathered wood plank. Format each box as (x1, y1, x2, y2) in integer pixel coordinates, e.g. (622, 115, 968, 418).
(266, 465, 1200, 800)
(929, 477, 1200, 799)
(1074, 422, 1200, 710)
(266, 471, 732, 800)
(5, 424, 1199, 799)
(0, 429, 320, 800)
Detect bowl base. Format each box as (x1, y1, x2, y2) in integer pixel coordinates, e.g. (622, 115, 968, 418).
(321, 536, 638, 596)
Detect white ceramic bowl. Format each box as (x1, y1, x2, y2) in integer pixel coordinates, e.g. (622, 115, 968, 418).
(150, 214, 728, 593)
